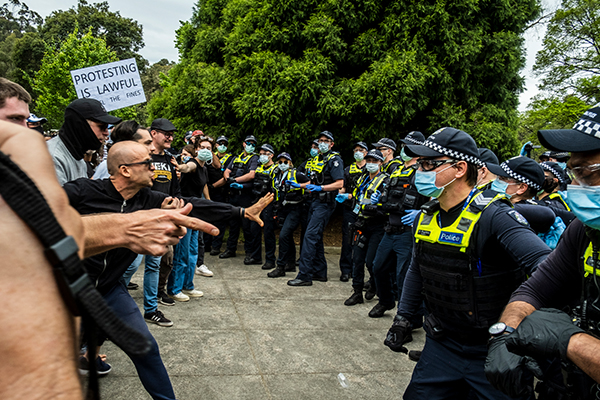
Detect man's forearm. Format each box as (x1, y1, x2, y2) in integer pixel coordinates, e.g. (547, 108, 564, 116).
(567, 333, 600, 383)
(500, 301, 536, 328)
(82, 213, 133, 257)
(235, 171, 255, 183)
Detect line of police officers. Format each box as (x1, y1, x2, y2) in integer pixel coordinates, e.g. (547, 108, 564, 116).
(207, 113, 600, 399)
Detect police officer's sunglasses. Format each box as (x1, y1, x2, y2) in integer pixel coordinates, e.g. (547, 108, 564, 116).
(417, 159, 456, 172)
(278, 160, 289, 164)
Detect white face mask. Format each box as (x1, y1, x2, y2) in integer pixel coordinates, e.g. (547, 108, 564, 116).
(318, 142, 330, 153)
(365, 162, 380, 173)
(259, 154, 270, 164)
(354, 151, 365, 161)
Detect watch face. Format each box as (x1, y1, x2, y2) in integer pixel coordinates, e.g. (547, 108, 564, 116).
(489, 322, 507, 336)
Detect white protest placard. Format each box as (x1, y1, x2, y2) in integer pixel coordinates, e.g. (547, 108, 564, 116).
(70, 58, 146, 111)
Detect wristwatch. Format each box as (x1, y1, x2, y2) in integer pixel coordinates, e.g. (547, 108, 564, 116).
(489, 322, 515, 337)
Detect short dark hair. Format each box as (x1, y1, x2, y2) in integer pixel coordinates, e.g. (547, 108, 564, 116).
(0, 78, 31, 108)
(182, 144, 197, 157)
(464, 161, 479, 187)
(111, 120, 142, 143)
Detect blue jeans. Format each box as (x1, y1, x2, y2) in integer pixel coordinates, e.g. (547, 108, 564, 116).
(372, 231, 414, 307)
(168, 229, 196, 295)
(102, 283, 175, 400)
(143, 254, 161, 314)
(121, 254, 143, 286)
(296, 200, 336, 281)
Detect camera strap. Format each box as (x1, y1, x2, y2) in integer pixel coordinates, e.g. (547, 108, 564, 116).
(0, 150, 151, 399)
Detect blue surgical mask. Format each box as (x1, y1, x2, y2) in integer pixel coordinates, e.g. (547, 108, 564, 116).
(217, 145, 227, 153)
(414, 166, 455, 198)
(278, 163, 290, 172)
(259, 154, 270, 164)
(400, 148, 412, 162)
(557, 162, 567, 170)
(197, 149, 213, 162)
(566, 184, 600, 230)
(354, 151, 365, 162)
(318, 142, 330, 153)
(310, 148, 319, 157)
(365, 163, 379, 174)
(245, 144, 255, 153)
(491, 179, 512, 198)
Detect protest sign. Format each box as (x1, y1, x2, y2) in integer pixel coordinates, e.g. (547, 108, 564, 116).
(70, 58, 146, 111)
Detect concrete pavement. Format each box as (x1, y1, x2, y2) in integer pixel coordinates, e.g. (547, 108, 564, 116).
(98, 246, 424, 399)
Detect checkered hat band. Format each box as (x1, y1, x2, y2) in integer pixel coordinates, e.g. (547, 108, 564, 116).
(501, 163, 541, 191)
(405, 136, 422, 145)
(540, 163, 565, 184)
(573, 119, 600, 138)
(423, 141, 484, 167)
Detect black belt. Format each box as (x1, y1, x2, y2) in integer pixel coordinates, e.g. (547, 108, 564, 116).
(0, 150, 151, 400)
(384, 224, 412, 234)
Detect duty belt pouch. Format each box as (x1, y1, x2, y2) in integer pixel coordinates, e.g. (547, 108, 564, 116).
(424, 313, 445, 340)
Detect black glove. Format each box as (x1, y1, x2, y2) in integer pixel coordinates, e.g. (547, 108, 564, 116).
(226, 177, 236, 186)
(485, 335, 543, 397)
(506, 308, 584, 361)
(383, 316, 412, 353)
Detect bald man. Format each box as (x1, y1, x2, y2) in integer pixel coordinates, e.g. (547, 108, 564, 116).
(62, 141, 272, 399)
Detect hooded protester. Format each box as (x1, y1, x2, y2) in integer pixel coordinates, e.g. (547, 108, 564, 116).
(47, 98, 121, 185)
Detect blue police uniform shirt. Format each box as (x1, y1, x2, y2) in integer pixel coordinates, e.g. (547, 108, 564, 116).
(318, 151, 344, 183)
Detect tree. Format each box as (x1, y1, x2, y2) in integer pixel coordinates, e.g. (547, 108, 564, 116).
(0, 0, 42, 41)
(150, 0, 539, 161)
(534, 0, 600, 103)
(40, 0, 144, 63)
(33, 29, 136, 128)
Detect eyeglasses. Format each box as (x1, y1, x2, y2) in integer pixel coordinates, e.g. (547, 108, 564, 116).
(416, 159, 456, 172)
(318, 139, 332, 144)
(377, 147, 389, 152)
(119, 159, 153, 169)
(278, 160, 289, 164)
(245, 141, 256, 146)
(156, 130, 173, 138)
(566, 163, 600, 186)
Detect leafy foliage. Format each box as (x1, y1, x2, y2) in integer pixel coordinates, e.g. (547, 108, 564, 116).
(33, 29, 136, 128)
(151, 0, 539, 161)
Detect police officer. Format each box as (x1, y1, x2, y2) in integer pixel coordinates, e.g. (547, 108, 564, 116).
(338, 141, 368, 282)
(486, 156, 558, 237)
(254, 143, 277, 268)
(485, 106, 600, 399)
(220, 135, 260, 261)
(287, 131, 344, 286)
(389, 127, 550, 399)
(477, 148, 499, 189)
(337, 149, 389, 305)
(370, 132, 429, 321)
(373, 137, 402, 174)
(206, 135, 233, 256)
(268, 152, 310, 278)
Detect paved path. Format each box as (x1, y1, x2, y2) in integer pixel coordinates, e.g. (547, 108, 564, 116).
(99, 246, 424, 399)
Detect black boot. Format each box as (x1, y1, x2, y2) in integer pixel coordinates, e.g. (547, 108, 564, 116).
(267, 265, 286, 278)
(344, 290, 364, 306)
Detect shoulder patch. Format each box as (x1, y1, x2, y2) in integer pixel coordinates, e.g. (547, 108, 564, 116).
(508, 210, 529, 226)
(334, 160, 339, 167)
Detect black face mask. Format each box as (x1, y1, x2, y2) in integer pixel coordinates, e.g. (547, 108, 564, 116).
(58, 108, 101, 160)
(31, 125, 45, 135)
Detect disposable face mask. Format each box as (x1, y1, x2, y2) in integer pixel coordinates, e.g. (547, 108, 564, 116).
(414, 166, 455, 198)
(318, 142, 330, 153)
(491, 179, 512, 198)
(566, 184, 600, 230)
(259, 154, 270, 164)
(245, 144, 255, 153)
(557, 162, 567, 170)
(400, 148, 412, 162)
(354, 151, 365, 162)
(182, 156, 191, 163)
(217, 145, 227, 153)
(278, 163, 290, 172)
(365, 163, 379, 174)
(197, 149, 213, 162)
(310, 148, 319, 157)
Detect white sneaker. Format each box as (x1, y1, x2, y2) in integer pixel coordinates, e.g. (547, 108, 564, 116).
(195, 264, 214, 277)
(169, 292, 190, 302)
(182, 289, 204, 298)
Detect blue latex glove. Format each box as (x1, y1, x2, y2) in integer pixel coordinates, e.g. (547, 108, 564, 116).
(285, 180, 301, 188)
(336, 193, 350, 203)
(305, 184, 322, 192)
(230, 182, 244, 189)
(520, 141, 532, 157)
(401, 209, 420, 226)
(370, 190, 381, 205)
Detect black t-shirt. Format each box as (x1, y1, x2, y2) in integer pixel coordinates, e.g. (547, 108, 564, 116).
(63, 178, 241, 294)
(510, 219, 589, 310)
(151, 152, 181, 196)
(180, 159, 208, 198)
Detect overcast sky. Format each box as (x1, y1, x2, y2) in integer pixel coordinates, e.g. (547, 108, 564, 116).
(25, 0, 558, 111)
